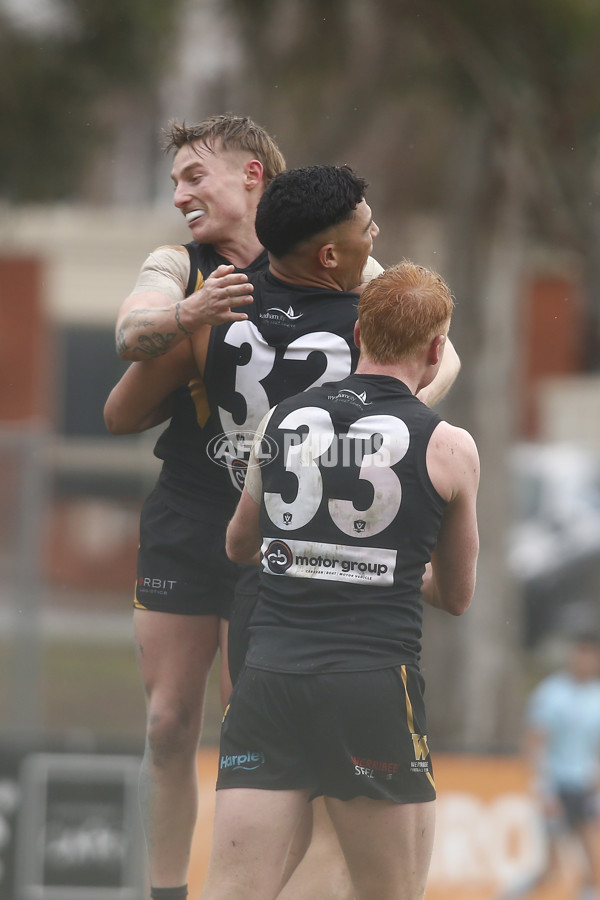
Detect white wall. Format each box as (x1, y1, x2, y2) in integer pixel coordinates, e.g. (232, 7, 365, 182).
(539, 374, 600, 453)
(0, 204, 188, 325)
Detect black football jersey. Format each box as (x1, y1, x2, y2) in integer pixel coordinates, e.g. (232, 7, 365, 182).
(152, 243, 268, 520)
(201, 270, 360, 495)
(155, 261, 361, 518)
(245, 373, 447, 673)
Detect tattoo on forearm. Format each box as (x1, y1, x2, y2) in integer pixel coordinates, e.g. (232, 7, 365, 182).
(116, 329, 129, 355)
(117, 306, 180, 356)
(175, 301, 193, 336)
(136, 332, 177, 357)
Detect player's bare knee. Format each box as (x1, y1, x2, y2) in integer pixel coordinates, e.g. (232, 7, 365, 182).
(145, 704, 199, 765)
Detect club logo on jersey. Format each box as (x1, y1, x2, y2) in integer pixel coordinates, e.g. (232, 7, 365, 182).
(283, 512, 293, 526)
(328, 388, 372, 408)
(264, 539, 294, 575)
(353, 519, 366, 533)
(230, 458, 248, 490)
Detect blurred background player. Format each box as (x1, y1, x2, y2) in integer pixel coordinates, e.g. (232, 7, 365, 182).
(503, 633, 600, 900)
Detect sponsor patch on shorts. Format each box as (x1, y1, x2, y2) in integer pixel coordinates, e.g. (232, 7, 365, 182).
(219, 751, 265, 771)
(352, 755, 399, 781)
(137, 576, 178, 596)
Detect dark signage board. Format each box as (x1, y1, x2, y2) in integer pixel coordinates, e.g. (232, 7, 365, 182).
(0, 750, 21, 900)
(14, 753, 145, 900)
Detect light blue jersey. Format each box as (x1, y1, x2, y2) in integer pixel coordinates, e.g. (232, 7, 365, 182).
(528, 671, 600, 791)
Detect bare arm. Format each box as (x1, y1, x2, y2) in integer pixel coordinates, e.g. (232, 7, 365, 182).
(226, 413, 273, 563)
(421, 422, 480, 615)
(116, 246, 254, 360)
(104, 340, 198, 434)
(523, 721, 562, 815)
(354, 255, 385, 291)
(416, 338, 461, 407)
(358, 258, 460, 409)
(226, 487, 262, 564)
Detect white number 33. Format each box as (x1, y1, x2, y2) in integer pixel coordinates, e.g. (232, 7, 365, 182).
(264, 407, 410, 538)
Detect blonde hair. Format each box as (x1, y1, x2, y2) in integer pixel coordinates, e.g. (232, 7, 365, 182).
(163, 114, 286, 184)
(358, 261, 454, 364)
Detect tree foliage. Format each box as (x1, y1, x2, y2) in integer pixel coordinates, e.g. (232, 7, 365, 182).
(0, 0, 183, 201)
(227, 0, 600, 252)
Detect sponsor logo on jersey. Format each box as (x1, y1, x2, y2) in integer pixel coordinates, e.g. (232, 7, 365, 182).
(220, 751, 265, 771)
(328, 388, 372, 408)
(263, 540, 294, 575)
(261, 538, 396, 585)
(262, 305, 303, 320)
(259, 305, 304, 328)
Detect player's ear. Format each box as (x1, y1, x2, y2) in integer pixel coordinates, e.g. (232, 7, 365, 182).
(244, 159, 264, 189)
(429, 333, 446, 365)
(354, 321, 361, 350)
(317, 242, 337, 269)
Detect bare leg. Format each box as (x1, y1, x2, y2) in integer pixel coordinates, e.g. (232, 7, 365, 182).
(201, 788, 311, 900)
(276, 798, 356, 900)
(135, 609, 222, 889)
(277, 801, 314, 894)
(325, 796, 435, 900)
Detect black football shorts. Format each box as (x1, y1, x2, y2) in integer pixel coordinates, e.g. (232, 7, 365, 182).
(216, 663, 436, 804)
(134, 487, 238, 617)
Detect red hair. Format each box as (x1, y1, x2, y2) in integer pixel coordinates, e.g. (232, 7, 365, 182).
(358, 261, 454, 363)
